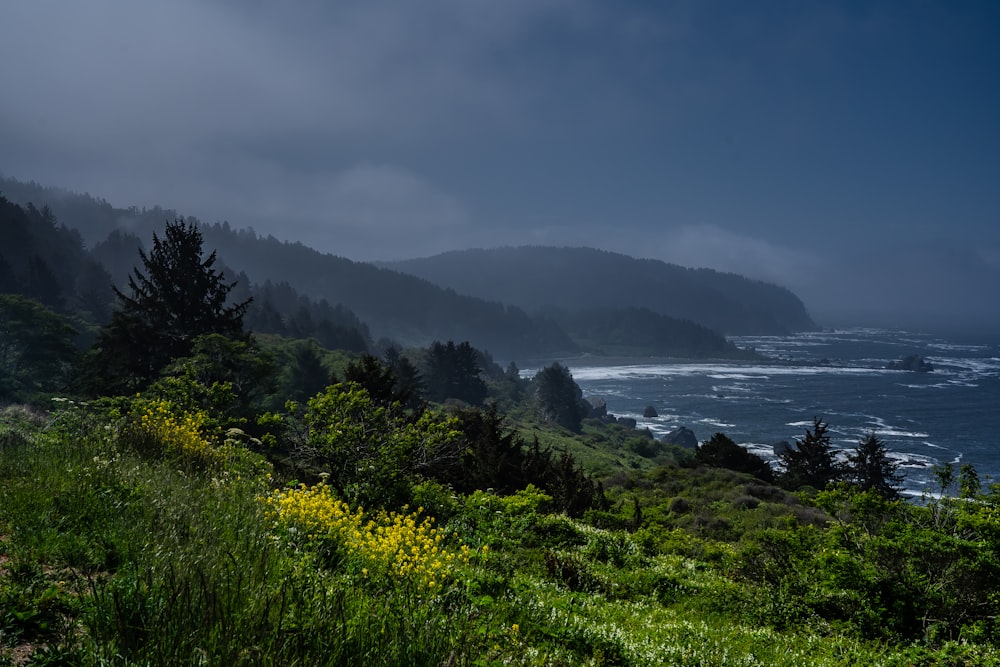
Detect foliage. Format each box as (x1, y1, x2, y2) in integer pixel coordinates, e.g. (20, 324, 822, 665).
(0, 295, 80, 401)
(81, 219, 251, 394)
(847, 432, 904, 499)
(0, 193, 114, 322)
(264, 483, 472, 590)
(283, 382, 463, 507)
(158, 333, 278, 423)
(555, 306, 756, 358)
(344, 352, 423, 410)
(420, 340, 487, 406)
(244, 278, 370, 352)
(3, 399, 1000, 665)
(283, 339, 334, 404)
(738, 482, 1000, 644)
(695, 432, 775, 482)
(778, 416, 846, 490)
(532, 362, 588, 432)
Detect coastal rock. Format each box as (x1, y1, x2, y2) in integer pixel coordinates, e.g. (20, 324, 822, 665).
(772, 440, 793, 456)
(583, 396, 608, 418)
(662, 426, 698, 448)
(643, 405, 659, 418)
(617, 417, 638, 429)
(886, 355, 933, 372)
(583, 396, 608, 419)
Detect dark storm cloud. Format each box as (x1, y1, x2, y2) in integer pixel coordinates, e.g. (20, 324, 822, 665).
(1, 1, 998, 333)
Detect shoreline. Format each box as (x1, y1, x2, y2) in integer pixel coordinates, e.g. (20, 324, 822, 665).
(522, 353, 773, 370)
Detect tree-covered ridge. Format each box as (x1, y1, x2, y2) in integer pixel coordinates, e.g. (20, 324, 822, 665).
(1, 175, 177, 247)
(387, 246, 817, 335)
(3, 174, 795, 360)
(553, 306, 758, 358)
(0, 194, 114, 322)
(197, 223, 579, 360)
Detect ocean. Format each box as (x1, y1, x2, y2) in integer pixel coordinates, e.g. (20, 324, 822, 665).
(563, 329, 1000, 496)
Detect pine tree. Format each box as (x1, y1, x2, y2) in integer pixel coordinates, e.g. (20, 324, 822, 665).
(778, 416, 845, 490)
(422, 340, 487, 405)
(81, 219, 250, 395)
(696, 432, 775, 483)
(532, 362, 587, 432)
(0, 295, 79, 400)
(848, 432, 904, 499)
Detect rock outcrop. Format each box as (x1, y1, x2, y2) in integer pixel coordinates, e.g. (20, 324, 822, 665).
(886, 355, 933, 372)
(583, 396, 608, 418)
(662, 426, 698, 448)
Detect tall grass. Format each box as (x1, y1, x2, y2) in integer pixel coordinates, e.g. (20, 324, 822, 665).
(3, 402, 999, 665)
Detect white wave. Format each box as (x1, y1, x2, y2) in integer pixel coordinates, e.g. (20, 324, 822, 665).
(711, 384, 754, 394)
(569, 362, 891, 382)
(926, 342, 991, 353)
(707, 373, 761, 380)
(785, 420, 816, 428)
(874, 429, 931, 439)
(696, 418, 736, 428)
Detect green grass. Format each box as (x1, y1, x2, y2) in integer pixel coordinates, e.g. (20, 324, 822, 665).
(2, 402, 998, 666)
(507, 414, 688, 478)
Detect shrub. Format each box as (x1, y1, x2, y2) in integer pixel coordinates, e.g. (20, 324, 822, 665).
(732, 495, 761, 510)
(264, 483, 472, 591)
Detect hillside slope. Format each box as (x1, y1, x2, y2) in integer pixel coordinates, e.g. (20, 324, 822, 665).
(387, 246, 816, 335)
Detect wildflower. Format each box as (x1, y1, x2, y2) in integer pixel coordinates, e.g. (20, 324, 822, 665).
(264, 483, 470, 589)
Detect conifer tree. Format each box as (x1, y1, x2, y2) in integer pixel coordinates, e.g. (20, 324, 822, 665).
(778, 416, 845, 490)
(696, 432, 775, 483)
(422, 340, 487, 405)
(848, 432, 904, 499)
(81, 219, 250, 394)
(532, 362, 587, 432)
(0, 295, 79, 400)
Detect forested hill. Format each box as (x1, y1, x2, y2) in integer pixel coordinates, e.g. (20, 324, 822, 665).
(0, 177, 579, 359)
(196, 224, 577, 359)
(1, 174, 797, 357)
(386, 246, 817, 335)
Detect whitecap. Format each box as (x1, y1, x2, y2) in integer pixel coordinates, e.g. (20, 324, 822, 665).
(874, 429, 931, 439)
(696, 418, 735, 428)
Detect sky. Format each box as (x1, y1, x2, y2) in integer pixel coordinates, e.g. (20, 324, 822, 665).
(2, 1, 999, 335)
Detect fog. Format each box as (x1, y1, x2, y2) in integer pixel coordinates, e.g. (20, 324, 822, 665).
(2, 1, 998, 335)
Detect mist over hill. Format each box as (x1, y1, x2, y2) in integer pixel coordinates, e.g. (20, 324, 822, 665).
(0, 178, 577, 360)
(387, 247, 816, 336)
(2, 175, 813, 360)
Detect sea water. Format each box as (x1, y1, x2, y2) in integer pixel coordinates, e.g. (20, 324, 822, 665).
(564, 329, 1000, 496)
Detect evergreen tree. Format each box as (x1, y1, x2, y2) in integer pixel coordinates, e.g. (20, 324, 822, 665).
(0, 295, 79, 400)
(384, 346, 424, 409)
(25, 255, 64, 310)
(81, 219, 250, 395)
(344, 354, 400, 407)
(532, 362, 587, 432)
(441, 404, 528, 495)
(156, 333, 278, 424)
(778, 416, 845, 490)
(286, 341, 333, 405)
(696, 432, 775, 483)
(847, 432, 904, 499)
(422, 340, 487, 405)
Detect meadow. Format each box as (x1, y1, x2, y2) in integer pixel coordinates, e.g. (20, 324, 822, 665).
(2, 395, 998, 666)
